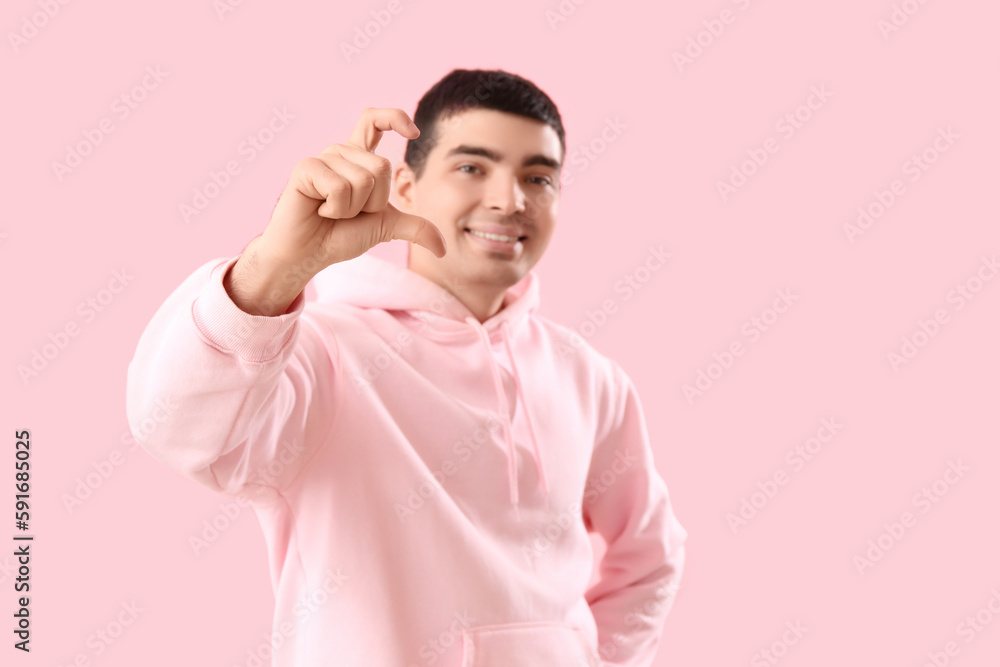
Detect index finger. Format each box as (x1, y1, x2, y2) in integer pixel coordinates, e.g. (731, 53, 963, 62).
(347, 107, 419, 153)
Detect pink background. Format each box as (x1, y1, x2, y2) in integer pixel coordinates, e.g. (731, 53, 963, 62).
(3, 0, 999, 665)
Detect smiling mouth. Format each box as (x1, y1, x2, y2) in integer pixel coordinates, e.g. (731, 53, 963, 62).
(465, 229, 527, 243)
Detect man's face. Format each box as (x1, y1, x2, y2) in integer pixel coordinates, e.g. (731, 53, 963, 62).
(394, 108, 562, 294)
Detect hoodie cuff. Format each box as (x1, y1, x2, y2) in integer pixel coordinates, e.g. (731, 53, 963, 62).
(191, 255, 306, 363)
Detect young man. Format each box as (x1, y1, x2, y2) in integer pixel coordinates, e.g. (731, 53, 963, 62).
(126, 69, 687, 667)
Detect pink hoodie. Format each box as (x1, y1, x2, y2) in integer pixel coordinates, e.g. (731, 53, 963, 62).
(125, 246, 687, 667)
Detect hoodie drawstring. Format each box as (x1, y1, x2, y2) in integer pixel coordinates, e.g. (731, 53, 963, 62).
(466, 317, 549, 521)
(499, 321, 550, 499)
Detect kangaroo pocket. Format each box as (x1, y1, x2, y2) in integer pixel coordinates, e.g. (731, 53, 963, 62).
(461, 621, 602, 667)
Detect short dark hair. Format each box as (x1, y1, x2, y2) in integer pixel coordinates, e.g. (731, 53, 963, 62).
(403, 68, 566, 180)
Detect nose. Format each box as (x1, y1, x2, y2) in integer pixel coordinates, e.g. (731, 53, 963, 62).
(485, 171, 526, 216)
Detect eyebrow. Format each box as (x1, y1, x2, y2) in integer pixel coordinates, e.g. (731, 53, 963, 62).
(444, 144, 561, 170)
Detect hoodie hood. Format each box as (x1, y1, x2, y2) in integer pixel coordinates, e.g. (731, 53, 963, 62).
(310, 246, 549, 520)
(311, 245, 538, 332)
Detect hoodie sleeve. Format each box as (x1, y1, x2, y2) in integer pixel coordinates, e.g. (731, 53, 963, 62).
(125, 255, 338, 501)
(582, 361, 687, 667)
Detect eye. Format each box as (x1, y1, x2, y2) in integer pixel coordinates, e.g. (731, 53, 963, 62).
(527, 175, 553, 186)
(458, 164, 482, 174)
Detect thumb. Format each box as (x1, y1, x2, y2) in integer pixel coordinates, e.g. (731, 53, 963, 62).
(381, 203, 447, 258)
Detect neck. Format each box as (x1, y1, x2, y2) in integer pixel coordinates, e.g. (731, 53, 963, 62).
(457, 285, 507, 323)
(406, 250, 507, 323)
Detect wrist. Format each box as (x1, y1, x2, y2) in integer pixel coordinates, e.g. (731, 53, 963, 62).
(226, 239, 313, 317)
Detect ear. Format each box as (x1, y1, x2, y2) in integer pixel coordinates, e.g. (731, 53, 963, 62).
(393, 162, 417, 212)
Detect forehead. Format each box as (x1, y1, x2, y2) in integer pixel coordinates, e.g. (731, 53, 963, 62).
(430, 108, 562, 163)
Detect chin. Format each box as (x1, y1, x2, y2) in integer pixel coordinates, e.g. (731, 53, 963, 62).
(471, 264, 527, 288)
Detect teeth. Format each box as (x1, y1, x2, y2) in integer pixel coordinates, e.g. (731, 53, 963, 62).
(468, 229, 520, 243)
